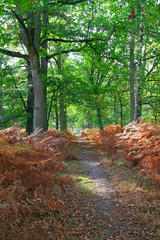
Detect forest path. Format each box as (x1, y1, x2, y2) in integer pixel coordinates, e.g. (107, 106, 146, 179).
(62, 138, 154, 240)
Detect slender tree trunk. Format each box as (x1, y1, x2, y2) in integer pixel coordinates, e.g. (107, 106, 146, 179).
(0, 100, 3, 125)
(26, 61, 34, 134)
(41, 14, 49, 130)
(134, 4, 145, 121)
(87, 111, 92, 128)
(114, 98, 118, 124)
(0, 102, 2, 114)
(60, 97, 67, 131)
(96, 105, 103, 130)
(129, 26, 135, 122)
(119, 98, 123, 127)
(57, 48, 67, 131)
(41, 62, 48, 130)
(55, 100, 59, 130)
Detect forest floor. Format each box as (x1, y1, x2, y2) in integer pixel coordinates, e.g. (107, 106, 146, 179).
(58, 138, 159, 240)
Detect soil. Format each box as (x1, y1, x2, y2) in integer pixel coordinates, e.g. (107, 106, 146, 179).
(59, 138, 158, 240)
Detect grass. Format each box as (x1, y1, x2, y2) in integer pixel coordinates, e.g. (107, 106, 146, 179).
(63, 160, 96, 194)
(74, 176, 95, 194)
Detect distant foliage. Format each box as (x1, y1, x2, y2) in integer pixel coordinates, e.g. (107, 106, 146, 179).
(0, 127, 76, 239)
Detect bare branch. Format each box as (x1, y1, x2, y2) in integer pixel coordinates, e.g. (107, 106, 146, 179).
(0, 48, 29, 60)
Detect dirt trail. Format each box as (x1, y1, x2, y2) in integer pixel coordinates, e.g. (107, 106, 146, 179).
(72, 138, 155, 240)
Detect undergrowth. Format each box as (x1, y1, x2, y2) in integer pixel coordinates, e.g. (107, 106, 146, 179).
(0, 127, 77, 240)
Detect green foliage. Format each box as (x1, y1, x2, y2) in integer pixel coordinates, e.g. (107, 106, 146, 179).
(0, 58, 28, 128)
(0, 0, 159, 131)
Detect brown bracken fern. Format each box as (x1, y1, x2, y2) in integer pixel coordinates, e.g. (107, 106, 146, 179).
(0, 127, 76, 239)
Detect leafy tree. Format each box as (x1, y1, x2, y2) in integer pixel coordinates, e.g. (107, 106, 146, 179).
(0, 0, 105, 131)
(0, 0, 159, 131)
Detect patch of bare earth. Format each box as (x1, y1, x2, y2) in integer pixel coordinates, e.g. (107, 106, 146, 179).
(57, 138, 158, 240)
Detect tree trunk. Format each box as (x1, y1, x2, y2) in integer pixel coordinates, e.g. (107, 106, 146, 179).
(119, 98, 123, 127)
(114, 98, 118, 124)
(134, 4, 145, 121)
(96, 105, 103, 130)
(0, 103, 2, 114)
(87, 110, 92, 128)
(129, 26, 135, 122)
(26, 61, 34, 134)
(30, 54, 44, 130)
(41, 14, 49, 130)
(19, 4, 47, 131)
(55, 100, 59, 130)
(56, 48, 67, 131)
(60, 97, 67, 131)
(0, 100, 3, 126)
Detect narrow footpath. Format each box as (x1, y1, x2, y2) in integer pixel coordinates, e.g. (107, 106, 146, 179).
(60, 138, 157, 240)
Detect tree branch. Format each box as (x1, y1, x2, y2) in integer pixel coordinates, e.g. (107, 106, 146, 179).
(11, 9, 29, 35)
(143, 102, 160, 113)
(48, 47, 84, 59)
(11, 8, 33, 50)
(48, 0, 88, 6)
(134, 53, 160, 66)
(87, 43, 117, 61)
(0, 48, 29, 60)
(13, 80, 28, 112)
(41, 37, 107, 45)
(143, 53, 160, 61)
(145, 58, 159, 78)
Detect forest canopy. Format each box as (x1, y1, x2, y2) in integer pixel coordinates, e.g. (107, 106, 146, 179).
(0, 0, 159, 133)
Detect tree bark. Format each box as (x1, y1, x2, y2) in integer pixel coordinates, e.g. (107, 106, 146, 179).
(60, 97, 67, 131)
(26, 61, 34, 134)
(17, 3, 47, 131)
(41, 14, 49, 130)
(87, 111, 92, 128)
(96, 105, 103, 130)
(0, 100, 3, 125)
(29, 54, 44, 130)
(129, 26, 135, 122)
(56, 48, 67, 131)
(119, 98, 123, 128)
(55, 100, 59, 130)
(134, 4, 145, 121)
